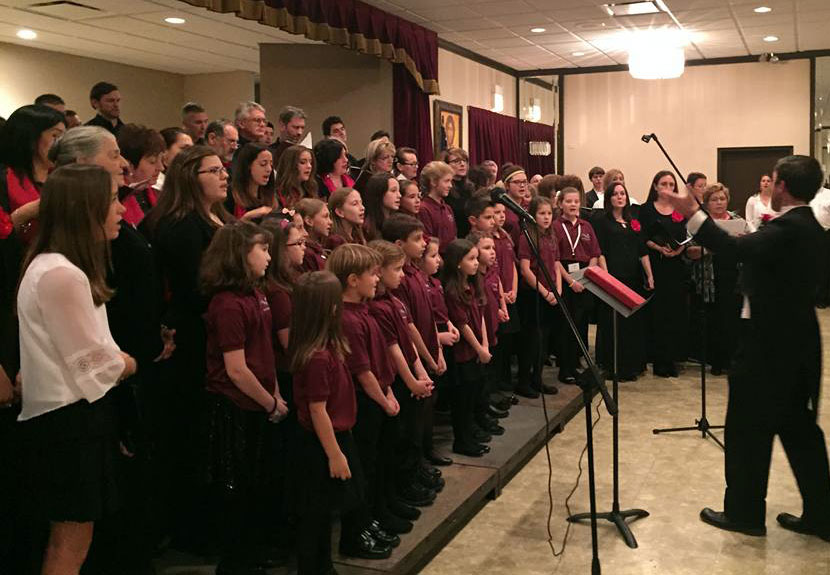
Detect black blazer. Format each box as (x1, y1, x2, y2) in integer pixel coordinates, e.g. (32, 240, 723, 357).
(585, 190, 600, 208)
(695, 206, 826, 416)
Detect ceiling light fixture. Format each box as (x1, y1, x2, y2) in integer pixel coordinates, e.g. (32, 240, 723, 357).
(164, 17, 186, 24)
(754, 6, 772, 13)
(628, 29, 686, 80)
(572, 51, 585, 56)
(604, 1, 660, 17)
(763, 35, 779, 42)
(530, 27, 546, 33)
(16, 29, 37, 40)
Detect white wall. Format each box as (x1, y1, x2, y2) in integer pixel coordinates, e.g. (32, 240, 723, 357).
(564, 60, 811, 202)
(0, 41, 183, 127)
(430, 48, 518, 153)
(183, 71, 256, 123)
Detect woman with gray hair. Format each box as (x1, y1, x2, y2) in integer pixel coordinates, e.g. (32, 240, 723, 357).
(49, 126, 128, 186)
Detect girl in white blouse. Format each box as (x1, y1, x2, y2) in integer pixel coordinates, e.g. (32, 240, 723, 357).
(17, 164, 135, 575)
(744, 173, 778, 231)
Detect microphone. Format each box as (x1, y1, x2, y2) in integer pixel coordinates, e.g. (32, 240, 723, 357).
(490, 187, 536, 225)
(641, 133, 655, 143)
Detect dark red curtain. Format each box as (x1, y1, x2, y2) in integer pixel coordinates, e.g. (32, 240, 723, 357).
(467, 107, 521, 170)
(393, 64, 433, 165)
(520, 120, 555, 176)
(181, 0, 439, 94)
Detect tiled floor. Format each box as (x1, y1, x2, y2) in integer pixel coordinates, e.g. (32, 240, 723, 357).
(422, 309, 830, 575)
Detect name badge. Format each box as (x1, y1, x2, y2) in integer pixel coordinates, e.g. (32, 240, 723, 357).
(568, 263, 580, 273)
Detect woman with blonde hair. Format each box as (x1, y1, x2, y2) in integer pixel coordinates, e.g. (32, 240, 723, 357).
(354, 138, 395, 193)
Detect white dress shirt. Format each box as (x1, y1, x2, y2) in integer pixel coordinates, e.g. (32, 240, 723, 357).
(810, 187, 830, 230)
(17, 253, 125, 421)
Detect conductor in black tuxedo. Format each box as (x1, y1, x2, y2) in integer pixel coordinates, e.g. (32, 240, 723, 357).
(662, 155, 830, 542)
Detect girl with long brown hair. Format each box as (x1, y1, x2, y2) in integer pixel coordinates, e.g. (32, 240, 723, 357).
(275, 145, 317, 210)
(363, 173, 400, 241)
(326, 187, 366, 249)
(17, 164, 135, 575)
(296, 198, 331, 272)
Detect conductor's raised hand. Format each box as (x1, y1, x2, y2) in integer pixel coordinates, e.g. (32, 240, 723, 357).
(658, 184, 698, 219)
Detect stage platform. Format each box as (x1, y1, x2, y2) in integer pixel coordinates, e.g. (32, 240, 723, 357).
(156, 376, 585, 575)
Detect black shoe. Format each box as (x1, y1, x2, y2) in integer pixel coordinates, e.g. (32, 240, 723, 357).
(776, 513, 830, 542)
(421, 462, 441, 478)
(487, 404, 509, 418)
(339, 530, 393, 559)
(539, 382, 559, 394)
(557, 373, 576, 384)
(653, 366, 672, 378)
(471, 425, 492, 443)
(377, 510, 413, 534)
(509, 394, 519, 405)
(417, 467, 445, 492)
(699, 508, 766, 536)
(490, 396, 511, 411)
(216, 560, 269, 575)
(515, 385, 539, 399)
(426, 451, 453, 466)
(368, 520, 400, 548)
(388, 499, 421, 521)
(397, 481, 436, 507)
(668, 365, 679, 377)
(452, 442, 488, 457)
(477, 417, 505, 435)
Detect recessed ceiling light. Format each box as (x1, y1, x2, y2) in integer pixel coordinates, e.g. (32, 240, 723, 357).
(604, 2, 660, 17)
(572, 51, 585, 56)
(530, 27, 546, 33)
(164, 17, 186, 24)
(763, 35, 779, 42)
(754, 6, 772, 13)
(16, 29, 37, 40)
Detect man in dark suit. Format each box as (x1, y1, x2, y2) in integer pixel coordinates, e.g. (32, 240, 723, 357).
(662, 154, 830, 542)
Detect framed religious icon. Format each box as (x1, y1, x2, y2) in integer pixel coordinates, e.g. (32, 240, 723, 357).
(433, 100, 462, 156)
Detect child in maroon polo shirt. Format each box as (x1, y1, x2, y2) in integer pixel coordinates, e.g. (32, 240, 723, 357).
(517, 195, 562, 398)
(326, 244, 403, 546)
(554, 187, 601, 384)
(442, 238, 491, 458)
(367, 241, 442, 518)
(201, 222, 288, 574)
(417, 161, 456, 254)
(491, 201, 520, 394)
(297, 198, 332, 272)
(288, 271, 371, 575)
(467, 231, 509, 437)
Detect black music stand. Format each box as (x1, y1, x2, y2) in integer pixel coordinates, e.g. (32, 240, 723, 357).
(565, 268, 651, 548)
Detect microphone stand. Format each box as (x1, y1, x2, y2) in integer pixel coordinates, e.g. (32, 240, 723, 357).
(642, 133, 724, 449)
(518, 218, 616, 575)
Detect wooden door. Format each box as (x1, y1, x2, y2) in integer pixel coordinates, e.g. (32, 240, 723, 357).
(717, 146, 793, 217)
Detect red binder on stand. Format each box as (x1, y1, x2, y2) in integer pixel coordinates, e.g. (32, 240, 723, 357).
(572, 266, 649, 317)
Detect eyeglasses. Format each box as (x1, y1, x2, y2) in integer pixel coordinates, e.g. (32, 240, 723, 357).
(400, 161, 419, 167)
(510, 180, 529, 186)
(448, 158, 467, 165)
(286, 239, 307, 247)
(198, 166, 228, 176)
(249, 117, 267, 125)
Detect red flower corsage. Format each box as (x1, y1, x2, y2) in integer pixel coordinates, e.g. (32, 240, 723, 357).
(761, 213, 773, 223)
(670, 211, 684, 223)
(630, 219, 641, 232)
(0, 207, 13, 240)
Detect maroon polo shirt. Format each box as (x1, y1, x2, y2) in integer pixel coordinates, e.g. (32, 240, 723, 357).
(205, 289, 277, 411)
(418, 195, 457, 254)
(294, 347, 356, 433)
(368, 291, 418, 366)
(482, 265, 501, 346)
(264, 281, 292, 370)
(503, 209, 521, 247)
(425, 275, 449, 326)
(342, 301, 395, 392)
(302, 239, 327, 272)
(392, 263, 439, 360)
(518, 232, 559, 291)
(325, 233, 352, 250)
(553, 217, 601, 264)
(445, 286, 484, 364)
(493, 230, 516, 292)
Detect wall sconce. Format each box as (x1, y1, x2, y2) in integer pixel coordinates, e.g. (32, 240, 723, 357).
(492, 85, 504, 113)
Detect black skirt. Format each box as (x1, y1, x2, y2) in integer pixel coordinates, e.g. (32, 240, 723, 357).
(18, 390, 120, 523)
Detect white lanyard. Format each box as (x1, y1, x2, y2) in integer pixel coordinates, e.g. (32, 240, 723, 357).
(562, 221, 581, 257)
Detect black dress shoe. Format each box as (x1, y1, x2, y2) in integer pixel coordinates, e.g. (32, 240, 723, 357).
(487, 404, 509, 418)
(368, 520, 400, 548)
(417, 467, 445, 492)
(557, 373, 577, 385)
(421, 462, 442, 478)
(426, 451, 453, 466)
(509, 394, 519, 405)
(776, 513, 830, 541)
(377, 510, 413, 534)
(388, 499, 421, 521)
(477, 418, 505, 435)
(653, 366, 672, 378)
(515, 385, 540, 398)
(490, 397, 511, 411)
(452, 442, 487, 457)
(339, 530, 393, 559)
(471, 426, 492, 443)
(398, 481, 436, 506)
(699, 508, 766, 536)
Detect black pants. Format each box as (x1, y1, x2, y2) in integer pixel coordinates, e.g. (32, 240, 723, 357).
(352, 392, 395, 516)
(723, 335, 830, 526)
(393, 377, 424, 485)
(517, 290, 553, 388)
(558, 286, 591, 377)
(294, 429, 367, 575)
(451, 359, 483, 447)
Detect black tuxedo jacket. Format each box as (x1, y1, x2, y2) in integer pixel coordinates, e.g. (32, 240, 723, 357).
(695, 206, 826, 418)
(585, 190, 600, 208)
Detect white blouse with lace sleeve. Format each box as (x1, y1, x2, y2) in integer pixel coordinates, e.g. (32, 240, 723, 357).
(17, 253, 125, 421)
